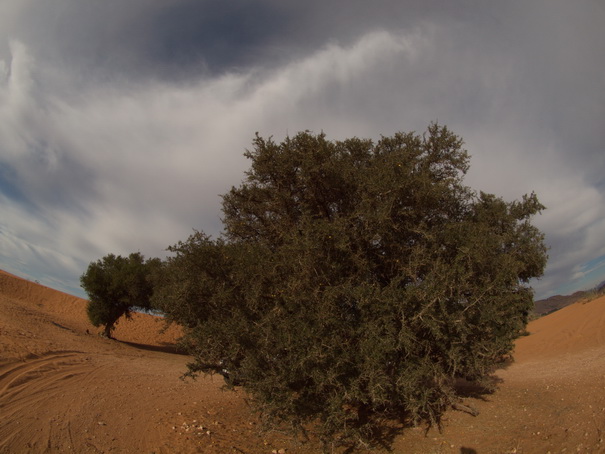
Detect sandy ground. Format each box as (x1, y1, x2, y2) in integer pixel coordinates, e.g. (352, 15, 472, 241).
(1, 269, 604, 453)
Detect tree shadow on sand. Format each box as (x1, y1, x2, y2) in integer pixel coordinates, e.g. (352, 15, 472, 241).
(454, 375, 503, 401)
(331, 374, 502, 453)
(118, 340, 188, 355)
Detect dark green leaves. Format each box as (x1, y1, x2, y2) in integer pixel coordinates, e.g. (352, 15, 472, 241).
(156, 124, 547, 449)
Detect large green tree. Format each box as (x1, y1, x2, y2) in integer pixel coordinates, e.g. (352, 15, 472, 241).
(155, 124, 547, 448)
(81, 252, 160, 338)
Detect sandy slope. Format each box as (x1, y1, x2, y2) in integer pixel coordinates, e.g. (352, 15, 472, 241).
(1, 269, 605, 453)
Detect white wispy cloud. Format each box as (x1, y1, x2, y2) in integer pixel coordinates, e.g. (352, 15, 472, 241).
(0, 30, 427, 293)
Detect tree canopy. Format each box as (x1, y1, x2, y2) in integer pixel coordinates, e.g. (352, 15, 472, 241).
(153, 124, 547, 448)
(81, 252, 160, 338)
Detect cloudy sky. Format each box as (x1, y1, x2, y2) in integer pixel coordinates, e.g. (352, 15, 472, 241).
(0, 0, 603, 300)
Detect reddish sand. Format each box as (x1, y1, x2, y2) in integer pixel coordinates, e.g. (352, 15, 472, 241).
(1, 269, 604, 453)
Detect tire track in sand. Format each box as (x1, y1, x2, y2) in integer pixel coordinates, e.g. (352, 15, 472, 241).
(0, 350, 107, 453)
(0, 351, 85, 394)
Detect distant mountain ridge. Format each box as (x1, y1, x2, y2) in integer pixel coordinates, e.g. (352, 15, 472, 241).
(534, 279, 605, 316)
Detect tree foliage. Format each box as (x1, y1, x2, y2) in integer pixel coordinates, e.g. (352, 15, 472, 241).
(154, 124, 547, 447)
(80, 252, 160, 338)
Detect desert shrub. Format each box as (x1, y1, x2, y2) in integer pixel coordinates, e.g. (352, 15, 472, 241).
(154, 124, 547, 448)
(81, 252, 160, 338)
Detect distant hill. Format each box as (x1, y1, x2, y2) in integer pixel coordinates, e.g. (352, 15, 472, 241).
(534, 291, 588, 316)
(534, 279, 605, 316)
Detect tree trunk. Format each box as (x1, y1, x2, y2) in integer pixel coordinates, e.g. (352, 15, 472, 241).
(103, 322, 114, 339)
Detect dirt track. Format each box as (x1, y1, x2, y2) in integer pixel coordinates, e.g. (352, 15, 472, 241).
(1, 269, 605, 453)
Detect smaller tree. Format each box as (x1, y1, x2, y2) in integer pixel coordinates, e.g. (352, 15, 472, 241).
(80, 252, 159, 338)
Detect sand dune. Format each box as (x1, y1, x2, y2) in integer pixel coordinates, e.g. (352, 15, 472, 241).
(516, 296, 605, 361)
(1, 269, 604, 453)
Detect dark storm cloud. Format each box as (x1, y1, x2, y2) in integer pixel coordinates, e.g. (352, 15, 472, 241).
(0, 1, 514, 79)
(1, 0, 296, 81)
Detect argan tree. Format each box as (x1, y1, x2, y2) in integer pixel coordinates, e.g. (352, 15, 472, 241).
(154, 124, 547, 448)
(81, 252, 159, 338)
